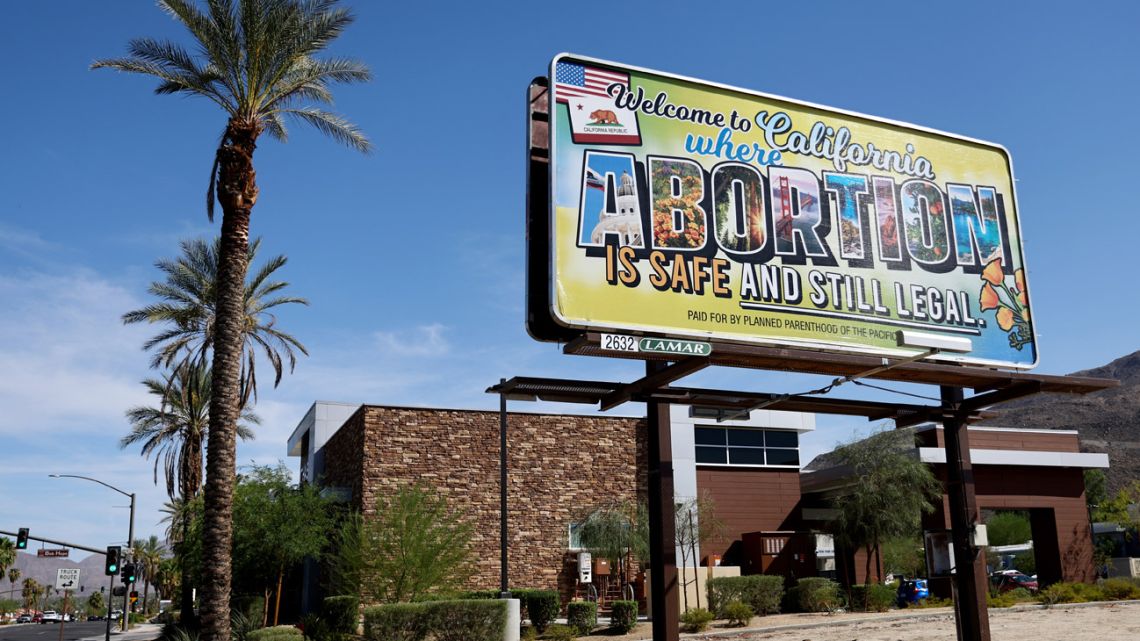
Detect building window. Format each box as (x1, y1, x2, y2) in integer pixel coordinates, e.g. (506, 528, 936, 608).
(568, 522, 583, 550)
(694, 426, 800, 467)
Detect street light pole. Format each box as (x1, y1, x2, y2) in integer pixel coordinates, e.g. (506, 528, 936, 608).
(48, 475, 137, 633)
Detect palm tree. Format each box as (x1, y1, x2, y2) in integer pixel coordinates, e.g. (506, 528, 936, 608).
(123, 236, 309, 409)
(131, 537, 165, 615)
(124, 363, 258, 501)
(124, 362, 255, 623)
(95, 2, 370, 635)
(7, 569, 20, 598)
(21, 578, 41, 611)
(0, 538, 14, 578)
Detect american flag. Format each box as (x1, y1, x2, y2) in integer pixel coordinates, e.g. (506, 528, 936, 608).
(555, 61, 629, 102)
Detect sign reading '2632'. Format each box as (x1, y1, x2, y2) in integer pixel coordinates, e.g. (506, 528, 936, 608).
(546, 54, 1036, 369)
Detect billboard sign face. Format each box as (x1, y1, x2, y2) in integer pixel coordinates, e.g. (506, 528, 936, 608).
(545, 54, 1037, 368)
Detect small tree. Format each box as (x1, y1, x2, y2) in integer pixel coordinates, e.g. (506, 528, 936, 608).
(986, 511, 1032, 546)
(576, 500, 649, 598)
(674, 495, 724, 611)
(827, 429, 941, 590)
(325, 512, 364, 597)
(232, 464, 333, 625)
(360, 484, 474, 603)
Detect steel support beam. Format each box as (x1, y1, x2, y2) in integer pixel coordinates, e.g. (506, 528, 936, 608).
(646, 361, 679, 641)
(941, 386, 991, 641)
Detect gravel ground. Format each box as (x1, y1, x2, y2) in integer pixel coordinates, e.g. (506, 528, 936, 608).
(578, 601, 1140, 641)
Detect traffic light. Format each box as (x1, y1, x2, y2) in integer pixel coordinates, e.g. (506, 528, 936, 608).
(16, 528, 28, 549)
(121, 562, 136, 584)
(129, 591, 138, 604)
(105, 546, 121, 576)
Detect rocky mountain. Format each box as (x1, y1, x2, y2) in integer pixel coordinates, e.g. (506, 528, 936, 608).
(988, 349, 1140, 492)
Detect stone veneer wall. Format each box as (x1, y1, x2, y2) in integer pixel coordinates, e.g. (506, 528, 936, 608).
(320, 405, 647, 602)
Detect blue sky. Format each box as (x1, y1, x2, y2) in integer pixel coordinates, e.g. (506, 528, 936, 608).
(2, 1, 1138, 560)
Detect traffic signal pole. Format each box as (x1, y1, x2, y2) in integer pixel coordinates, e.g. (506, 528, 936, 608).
(123, 493, 135, 632)
(106, 573, 115, 641)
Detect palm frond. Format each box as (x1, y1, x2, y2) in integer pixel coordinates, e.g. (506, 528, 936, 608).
(276, 107, 371, 152)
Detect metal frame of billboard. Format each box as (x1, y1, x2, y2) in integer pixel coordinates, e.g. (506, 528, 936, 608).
(536, 53, 1040, 370)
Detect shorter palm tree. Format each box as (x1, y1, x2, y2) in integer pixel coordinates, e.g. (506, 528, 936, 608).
(123, 363, 257, 501)
(132, 536, 164, 615)
(122, 236, 309, 408)
(21, 578, 41, 611)
(8, 568, 20, 596)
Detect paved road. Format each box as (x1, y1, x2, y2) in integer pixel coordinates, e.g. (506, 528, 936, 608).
(0, 622, 113, 641)
(0, 622, 160, 641)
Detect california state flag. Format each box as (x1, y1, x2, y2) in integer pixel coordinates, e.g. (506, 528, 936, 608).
(554, 61, 641, 145)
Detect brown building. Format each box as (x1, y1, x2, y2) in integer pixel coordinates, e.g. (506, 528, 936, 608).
(288, 402, 1106, 607)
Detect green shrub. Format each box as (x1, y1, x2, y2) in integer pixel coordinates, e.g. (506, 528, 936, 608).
(247, 626, 304, 641)
(363, 603, 429, 641)
(721, 600, 754, 627)
(321, 596, 359, 635)
(987, 588, 1034, 609)
(1099, 578, 1140, 600)
(1038, 582, 1105, 605)
(520, 625, 537, 641)
(789, 577, 841, 613)
(679, 608, 714, 633)
(524, 591, 560, 633)
(848, 584, 894, 612)
(425, 600, 509, 641)
(362, 600, 508, 641)
(566, 601, 596, 635)
(706, 575, 784, 616)
(608, 600, 638, 633)
(542, 624, 575, 641)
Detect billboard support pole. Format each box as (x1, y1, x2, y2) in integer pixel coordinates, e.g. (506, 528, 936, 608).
(941, 385, 991, 641)
(645, 360, 679, 641)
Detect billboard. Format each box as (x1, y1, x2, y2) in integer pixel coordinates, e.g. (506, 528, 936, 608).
(542, 54, 1037, 369)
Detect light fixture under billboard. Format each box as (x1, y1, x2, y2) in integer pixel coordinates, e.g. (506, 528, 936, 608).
(536, 54, 1037, 370)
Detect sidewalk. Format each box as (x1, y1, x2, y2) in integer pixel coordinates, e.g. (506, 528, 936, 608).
(78, 623, 163, 641)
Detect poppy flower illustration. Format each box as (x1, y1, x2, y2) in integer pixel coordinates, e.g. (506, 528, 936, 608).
(978, 257, 1032, 350)
(979, 283, 1000, 311)
(981, 257, 1005, 286)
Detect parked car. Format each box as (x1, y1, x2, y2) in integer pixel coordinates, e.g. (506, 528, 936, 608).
(16, 614, 32, 623)
(992, 572, 1039, 593)
(896, 578, 930, 606)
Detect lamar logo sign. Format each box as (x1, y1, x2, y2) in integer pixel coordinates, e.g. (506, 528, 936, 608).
(639, 337, 712, 356)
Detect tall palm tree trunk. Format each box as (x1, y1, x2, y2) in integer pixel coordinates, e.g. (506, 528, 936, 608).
(201, 121, 258, 641)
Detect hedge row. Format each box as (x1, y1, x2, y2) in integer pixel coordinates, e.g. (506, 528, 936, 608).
(362, 600, 507, 641)
(848, 584, 894, 612)
(707, 575, 784, 616)
(247, 625, 302, 641)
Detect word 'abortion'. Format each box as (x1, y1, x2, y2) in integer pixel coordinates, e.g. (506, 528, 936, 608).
(577, 151, 1014, 275)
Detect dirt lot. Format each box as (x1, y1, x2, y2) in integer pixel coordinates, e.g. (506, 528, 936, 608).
(578, 601, 1140, 640)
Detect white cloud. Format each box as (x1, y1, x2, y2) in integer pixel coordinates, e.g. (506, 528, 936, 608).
(374, 322, 451, 357)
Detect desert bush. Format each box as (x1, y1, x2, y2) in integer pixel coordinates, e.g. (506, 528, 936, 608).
(707, 575, 784, 616)
(1038, 582, 1105, 605)
(542, 624, 575, 641)
(679, 608, 714, 633)
(912, 596, 953, 609)
(988, 588, 1033, 608)
(789, 577, 842, 613)
(1099, 578, 1140, 600)
(608, 600, 638, 633)
(721, 600, 754, 627)
(848, 584, 894, 612)
(524, 591, 560, 633)
(566, 601, 596, 635)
